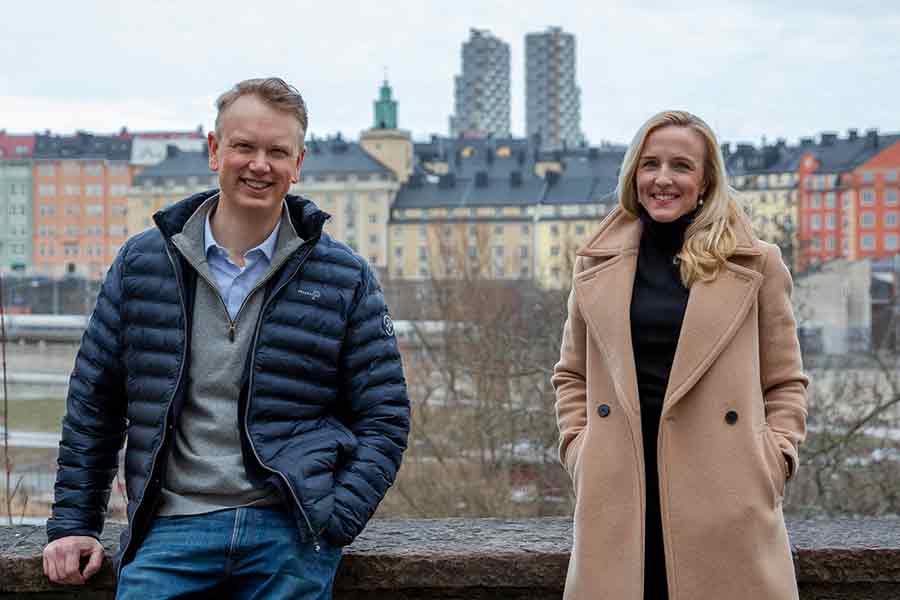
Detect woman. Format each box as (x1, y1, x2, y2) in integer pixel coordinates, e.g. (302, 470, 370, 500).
(553, 110, 808, 600)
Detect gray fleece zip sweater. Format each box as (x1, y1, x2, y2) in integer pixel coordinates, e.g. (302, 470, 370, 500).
(157, 196, 304, 516)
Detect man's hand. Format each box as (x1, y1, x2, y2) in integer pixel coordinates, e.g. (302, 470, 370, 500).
(43, 536, 105, 585)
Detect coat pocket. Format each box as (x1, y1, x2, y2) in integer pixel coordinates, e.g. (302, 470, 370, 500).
(323, 416, 359, 461)
(564, 429, 587, 489)
(758, 425, 787, 504)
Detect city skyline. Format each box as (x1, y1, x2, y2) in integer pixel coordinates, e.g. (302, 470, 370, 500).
(2, 1, 899, 146)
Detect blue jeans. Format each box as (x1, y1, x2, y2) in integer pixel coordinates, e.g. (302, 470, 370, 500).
(116, 506, 341, 600)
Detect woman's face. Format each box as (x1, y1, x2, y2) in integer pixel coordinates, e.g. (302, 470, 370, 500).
(635, 125, 708, 223)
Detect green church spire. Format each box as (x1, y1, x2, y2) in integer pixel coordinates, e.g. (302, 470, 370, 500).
(374, 76, 398, 130)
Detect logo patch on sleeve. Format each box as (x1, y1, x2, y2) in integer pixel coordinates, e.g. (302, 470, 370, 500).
(382, 314, 395, 337)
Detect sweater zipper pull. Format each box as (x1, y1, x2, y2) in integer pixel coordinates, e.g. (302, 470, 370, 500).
(228, 322, 236, 342)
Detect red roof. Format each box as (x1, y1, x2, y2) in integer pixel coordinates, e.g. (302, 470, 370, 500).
(0, 133, 35, 158)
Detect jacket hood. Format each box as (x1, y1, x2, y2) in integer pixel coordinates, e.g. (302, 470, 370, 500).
(153, 189, 330, 242)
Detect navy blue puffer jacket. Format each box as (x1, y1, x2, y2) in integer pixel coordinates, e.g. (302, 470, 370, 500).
(47, 191, 410, 569)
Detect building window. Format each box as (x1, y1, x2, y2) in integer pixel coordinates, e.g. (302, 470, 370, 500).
(369, 234, 377, 244)
(550, 245, 560, 256)
(418, 225, 426, 240)
(493, 246, 504, 257)
(64, 184, 79, 196)
(39, 184, 56, 196)
(811, 215, 821, 230)
(494, 207, 503, 216)
(418, 246, 427, 260)
(550, 224, 559, 237)
(885, 234, 899, 250)
(63, 163, 80, 176)
(885, 212, 898, 227)
(886, 170, 898, 182)
(887, 189, 899, 206)
(826, 214, 835, 230)
(811, 237, 821, 251)
(575, 224, 586, 235)
(860, 213, 876, 228)
(861, 189, 875, 206)
(520, 245, 528, 258)
(825, 192, 835, 208)
(494, 225, 504, 235)
(826, 236, 835, 251)
(394, 247, 403, 258)
(810, 193, 821, 209)
(38, 164, 55, 176)
(521, 224, 530, 234)
(468, 246, 477, 258)
(862, 171, 874, 183)
(85, 164, 103, 176)
(861, 235, 875, 250)
(369, 214, 378, 224)
(86, 204, 103, 216)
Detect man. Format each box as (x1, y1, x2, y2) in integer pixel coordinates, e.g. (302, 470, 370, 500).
(43, 77, 410, 599)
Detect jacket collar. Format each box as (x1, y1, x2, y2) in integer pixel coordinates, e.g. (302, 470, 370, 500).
(153, 189, 330, 243)
(576, 205, 761, 258)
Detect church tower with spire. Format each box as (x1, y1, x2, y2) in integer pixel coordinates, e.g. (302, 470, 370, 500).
(374, 79, 398, 129)
(360, 76, 413, 183)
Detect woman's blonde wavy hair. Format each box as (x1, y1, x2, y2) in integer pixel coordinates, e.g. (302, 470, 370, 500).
(617, 110, 745, 288)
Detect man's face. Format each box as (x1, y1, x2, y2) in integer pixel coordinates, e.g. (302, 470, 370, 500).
(208, 94, 305, 216)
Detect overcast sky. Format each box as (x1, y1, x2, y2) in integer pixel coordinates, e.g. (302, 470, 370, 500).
(2, 0, 898, 147)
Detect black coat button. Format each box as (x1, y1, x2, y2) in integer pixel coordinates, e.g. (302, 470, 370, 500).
(725, 410, 739, 425)
(598, 404, 611, 418)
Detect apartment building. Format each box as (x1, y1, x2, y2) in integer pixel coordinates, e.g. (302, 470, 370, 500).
(31, 133, 132, 279)
(449, 29, 511, 138)
(391, 137, 619, 288)
(525, 27, 584, 150)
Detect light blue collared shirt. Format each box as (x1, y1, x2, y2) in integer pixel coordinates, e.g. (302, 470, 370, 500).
(204, 210, 281, 321)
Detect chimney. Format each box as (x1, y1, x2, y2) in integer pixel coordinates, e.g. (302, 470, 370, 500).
(820, 132, 838, 146)
(800, 137, 814, 147)
(438, 173, 456, 188)
(865, 128, 879, 147)
(847, 128, 858, 141)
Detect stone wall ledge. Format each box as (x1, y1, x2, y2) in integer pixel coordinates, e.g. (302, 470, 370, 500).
(2, 517, 899, 599)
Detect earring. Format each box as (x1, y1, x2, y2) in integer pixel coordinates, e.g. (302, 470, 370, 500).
(697, 196, 704, 208)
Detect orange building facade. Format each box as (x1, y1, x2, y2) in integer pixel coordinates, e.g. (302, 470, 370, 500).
(848, 140, 900, 261)
(31, 159, 132, 279)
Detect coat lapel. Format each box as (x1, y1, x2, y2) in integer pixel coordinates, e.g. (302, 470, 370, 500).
(574, 208, 642, 417)
(575, 207, 766, 417)
(662, 215, 763, 413)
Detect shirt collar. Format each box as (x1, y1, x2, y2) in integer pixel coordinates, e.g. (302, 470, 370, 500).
(204, 203, 283, 263)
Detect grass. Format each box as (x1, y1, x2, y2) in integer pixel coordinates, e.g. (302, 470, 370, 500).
(2, 398, 67, 433)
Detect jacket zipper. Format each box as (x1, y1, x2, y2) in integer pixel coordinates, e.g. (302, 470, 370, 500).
(198, 249, 300, 342)
(244, 239, 322, 551)
(120, 241, 189, 576)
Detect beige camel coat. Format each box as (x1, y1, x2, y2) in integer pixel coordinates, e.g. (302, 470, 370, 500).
(553, 207, 808, 600)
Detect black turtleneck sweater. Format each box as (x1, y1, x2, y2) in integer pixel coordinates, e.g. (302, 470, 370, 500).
(630, 208, 694, 600)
